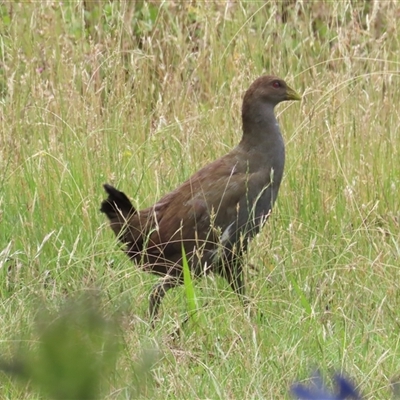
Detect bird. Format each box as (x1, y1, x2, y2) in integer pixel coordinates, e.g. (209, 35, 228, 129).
(100, 75, 301, 322)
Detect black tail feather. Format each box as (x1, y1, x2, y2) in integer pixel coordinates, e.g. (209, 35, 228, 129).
(100, 184, 136, 219)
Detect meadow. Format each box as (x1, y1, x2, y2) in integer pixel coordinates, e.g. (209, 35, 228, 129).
(0, 1, 399, 398)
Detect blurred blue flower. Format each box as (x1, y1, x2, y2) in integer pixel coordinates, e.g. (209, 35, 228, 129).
(291, 371, 361, 400)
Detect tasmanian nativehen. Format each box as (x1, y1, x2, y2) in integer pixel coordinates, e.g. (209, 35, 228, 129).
(101, 75, 301, 321)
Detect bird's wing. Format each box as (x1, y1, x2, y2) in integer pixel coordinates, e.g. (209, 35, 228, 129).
(125, 155, 274, 270)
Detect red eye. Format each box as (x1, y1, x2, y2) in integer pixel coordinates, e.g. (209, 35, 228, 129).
(272, 81, 281, 88)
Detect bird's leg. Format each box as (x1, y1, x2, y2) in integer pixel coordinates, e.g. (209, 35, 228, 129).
(228, 266, 250, 309)
(149, 277, 179, 326)
(232, 273, 265, 322)
(224, 263, 265, 321)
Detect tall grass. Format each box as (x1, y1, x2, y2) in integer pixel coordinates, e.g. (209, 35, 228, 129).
(0, 1, 399, 398)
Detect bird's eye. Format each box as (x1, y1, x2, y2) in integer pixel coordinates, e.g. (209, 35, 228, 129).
(272, 81, 281, 88)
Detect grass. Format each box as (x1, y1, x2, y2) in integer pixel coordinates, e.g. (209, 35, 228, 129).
(0, 1, 399, 398)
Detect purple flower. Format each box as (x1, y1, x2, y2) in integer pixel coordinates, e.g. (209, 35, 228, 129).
(291, 371, 361, 400)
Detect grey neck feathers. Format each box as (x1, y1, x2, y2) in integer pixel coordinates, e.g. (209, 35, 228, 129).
(240, 102, 282, 150)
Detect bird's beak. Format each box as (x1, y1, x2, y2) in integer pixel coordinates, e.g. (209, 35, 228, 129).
(285, 86, 301, 101)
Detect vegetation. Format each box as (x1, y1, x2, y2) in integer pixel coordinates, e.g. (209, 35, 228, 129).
(0, 1, 399, 398)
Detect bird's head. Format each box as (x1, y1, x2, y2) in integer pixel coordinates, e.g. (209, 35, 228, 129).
(243, 75, 301, 108)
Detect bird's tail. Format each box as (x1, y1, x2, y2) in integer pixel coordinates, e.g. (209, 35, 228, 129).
(100, 184, 136, 238)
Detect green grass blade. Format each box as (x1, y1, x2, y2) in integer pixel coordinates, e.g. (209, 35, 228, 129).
(290, 275, 312, 317)
(181, 244, 198, 319)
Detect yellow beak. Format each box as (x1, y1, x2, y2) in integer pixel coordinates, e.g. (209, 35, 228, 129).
(286, 86, 301, 101)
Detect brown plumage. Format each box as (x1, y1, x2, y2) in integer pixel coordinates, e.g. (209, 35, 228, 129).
(101, 75, 301, 321)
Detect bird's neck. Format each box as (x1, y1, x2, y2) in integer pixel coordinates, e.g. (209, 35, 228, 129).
(240, 103, 282, 150)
